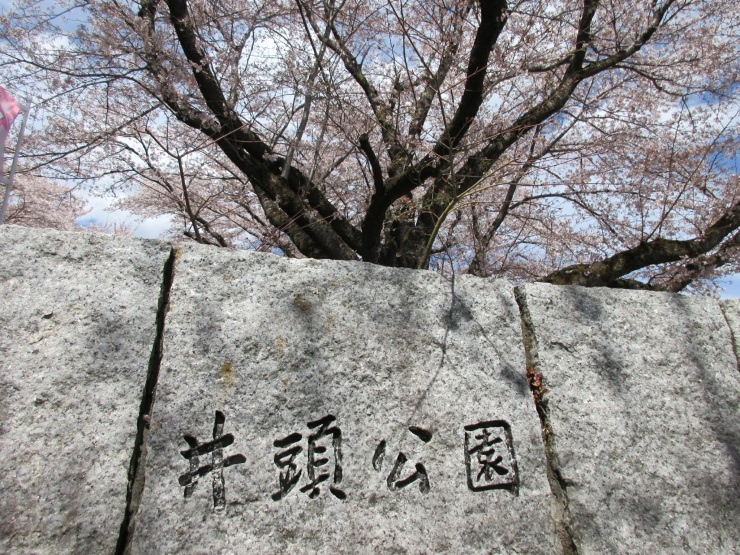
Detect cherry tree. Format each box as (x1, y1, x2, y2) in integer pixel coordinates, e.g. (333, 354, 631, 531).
(0, 0, 738, 292)
(0, 174, 87, 231)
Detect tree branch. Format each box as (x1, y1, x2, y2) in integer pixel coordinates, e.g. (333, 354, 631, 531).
(407, 1, 473, 139)
(428, 0, 679, 222)
(565, 0, 599, 76)
(152, 0, 362, 259)
(433, 0, 509, 158)
(358, 133, 384, 193)
(296, 0, 401, 158)
(542, 200, 740, 287)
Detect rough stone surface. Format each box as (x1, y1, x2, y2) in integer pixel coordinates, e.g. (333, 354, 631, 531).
(129, 244, 559, 554)
(518, 283, 740, 555)
(0, 225, 171, 554)
(720, 299, 740, 368)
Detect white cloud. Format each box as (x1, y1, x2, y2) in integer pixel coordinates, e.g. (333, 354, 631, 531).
(131, 214, 174, 238)
(77, 192, 173, 239)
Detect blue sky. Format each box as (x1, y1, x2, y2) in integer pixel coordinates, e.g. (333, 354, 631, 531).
(716, 276, 740, 298)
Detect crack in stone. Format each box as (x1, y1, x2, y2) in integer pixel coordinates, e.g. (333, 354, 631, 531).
(442, 272, 455, 359)
(115, 246, 180, 555)
(718, 300, 740, 374)
(514, 286, 580, 555)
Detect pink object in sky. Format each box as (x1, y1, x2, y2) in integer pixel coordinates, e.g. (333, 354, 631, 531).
(0, 85, 21, 134)
(0, 85, 22, 182)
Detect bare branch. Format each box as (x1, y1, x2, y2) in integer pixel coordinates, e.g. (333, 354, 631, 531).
(543, 200, 740, 287)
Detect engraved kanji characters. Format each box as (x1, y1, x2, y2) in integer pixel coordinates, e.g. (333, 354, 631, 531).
(464, 420, 518, 492)
(373, 426, 432, 494)
(271, 432, 303, 501)
(176, 409, 520, 502)
(272, 414, 346, 501)
(178, 410, 246, 510)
